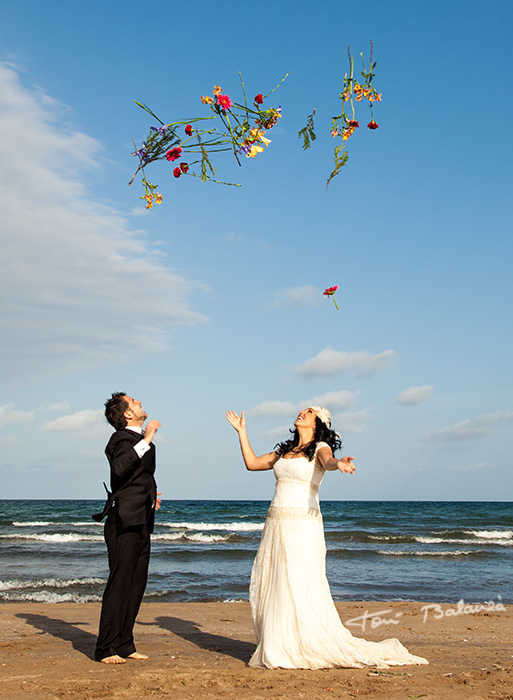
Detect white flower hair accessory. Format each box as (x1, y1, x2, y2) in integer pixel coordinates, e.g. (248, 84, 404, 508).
(310, 406, 331, 428)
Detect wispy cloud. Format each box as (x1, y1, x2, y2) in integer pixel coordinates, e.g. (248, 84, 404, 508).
(395, 385, 434, 405)
(40, 408, 108, 439)
(0, 64, 206, 382)
(252, 390, 359, 417)
(270, 285, 321, 309)
(333, 409, 371, 434)
(429, 411, 513, 441)
(0, 403, 35, 423)
(295, 348, 395, 378)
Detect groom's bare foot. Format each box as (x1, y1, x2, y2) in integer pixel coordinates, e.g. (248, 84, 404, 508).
(100, 655, 126, 664)
(127, 652, 149, 660)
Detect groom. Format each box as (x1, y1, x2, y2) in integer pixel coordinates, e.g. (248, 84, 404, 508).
(95, 392, 161, 664)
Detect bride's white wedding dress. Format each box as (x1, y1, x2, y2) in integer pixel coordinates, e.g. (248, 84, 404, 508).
(249, 443, 428, 669)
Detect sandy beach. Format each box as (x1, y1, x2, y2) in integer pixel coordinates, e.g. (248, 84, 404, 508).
(1, 600, 511, 699)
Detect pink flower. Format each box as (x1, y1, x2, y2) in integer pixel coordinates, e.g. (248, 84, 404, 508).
(173, 167, 182, 178)
(166, 146, 183, 161)
(254, 93, 264, 104)
(323, 285, 340, 310)
(367, 121, 379, 129)
(180, 162, 189, 173)
(217, 93, 232, 111)
(185, 124, 193, 136)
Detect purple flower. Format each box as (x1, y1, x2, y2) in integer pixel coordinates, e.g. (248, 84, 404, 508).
(150, 125, 168, 137)
(132, 142, 149, 164)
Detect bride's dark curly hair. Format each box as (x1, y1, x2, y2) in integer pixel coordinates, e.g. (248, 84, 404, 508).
(275, 417, 342, 462)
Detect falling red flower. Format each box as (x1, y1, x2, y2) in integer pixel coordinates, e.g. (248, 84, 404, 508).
(166, 146, 183, 161)
(173, 167, 182, 178)
(323, 285, 340, 310)
(216, 94, 232, 111)
(180, 162, 189, 173)
(185, 124, 193, 136)
(348, 120, 360, 128)
(367, 121, 379, 129)
(254, 94, 264, 104)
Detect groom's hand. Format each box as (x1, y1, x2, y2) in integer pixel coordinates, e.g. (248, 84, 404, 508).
(144, 420, 161, 444)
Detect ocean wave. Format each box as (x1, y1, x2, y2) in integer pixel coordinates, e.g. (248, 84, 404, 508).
(0, 590, 101, 603)
(0, 533, 103, 543)
(12, 521, 52, 527)
(378, 549, 482, 557)
(415, 536, 512, 547)
(463, 529, 513, 540)
(161, 521, 263, 532)
(0, 577, 104, 591)
(153, 532, 232, 543)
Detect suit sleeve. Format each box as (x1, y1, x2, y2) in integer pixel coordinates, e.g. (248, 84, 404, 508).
(106, 435, 143, 478)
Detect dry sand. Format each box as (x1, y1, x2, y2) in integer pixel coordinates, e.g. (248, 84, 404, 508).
(1, 600, 511, 699)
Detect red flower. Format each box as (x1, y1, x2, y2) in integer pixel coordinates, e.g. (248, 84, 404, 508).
(348, 120, 360, 128)
(185, 124, 193, 136)
(323, 285, 339, 297)
(367, 121, 379, 129)
(216, 93, 232, 111)
(180, 162, 189, 173)
(173, 167, 181, 178)
(254, 94, 264, 104)
(166, 146, 183, 161)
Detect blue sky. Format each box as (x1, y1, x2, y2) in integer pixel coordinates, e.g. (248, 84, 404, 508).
(0, 0, 511, 501)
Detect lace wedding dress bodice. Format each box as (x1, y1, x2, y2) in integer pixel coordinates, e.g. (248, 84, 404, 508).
(249, 442, 428, 670)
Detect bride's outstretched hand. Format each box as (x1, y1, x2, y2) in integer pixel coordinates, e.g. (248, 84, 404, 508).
(337, 457, 356, 474)
(226, 410, 246, 433)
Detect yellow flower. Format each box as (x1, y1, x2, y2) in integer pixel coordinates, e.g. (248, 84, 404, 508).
(342, 127, 355, 141)
(259, 132, 272, 147)
(155, 193, 163, 205)
(331, 129, 339, 138)
(201, 95, 213, 104)
(247, 142, 264, 158)
(213, 85, 222, 96)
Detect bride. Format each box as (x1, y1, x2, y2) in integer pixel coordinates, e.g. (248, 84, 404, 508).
(226, 406, 428, 670)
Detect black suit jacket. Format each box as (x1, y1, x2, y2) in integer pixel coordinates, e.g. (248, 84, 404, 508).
(104, 428, 157, 533)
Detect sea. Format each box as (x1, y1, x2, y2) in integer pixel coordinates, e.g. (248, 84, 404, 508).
(1, 500, 512, 606)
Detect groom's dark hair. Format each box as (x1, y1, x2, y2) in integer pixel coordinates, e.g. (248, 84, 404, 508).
(105, 392, 129, 430)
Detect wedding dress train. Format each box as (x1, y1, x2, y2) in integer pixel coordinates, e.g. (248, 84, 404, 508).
(249, 443, 428, 669)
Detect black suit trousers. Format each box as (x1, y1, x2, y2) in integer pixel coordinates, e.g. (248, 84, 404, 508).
(94, 514, 151, 660)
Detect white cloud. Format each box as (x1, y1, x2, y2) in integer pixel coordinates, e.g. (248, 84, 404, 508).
(0, 403, 35, 423)
(252, 401, 297, 416)
(295, 348, 395, 378)
(264, 424, 293, 440)
(395, 385, 434, 405)
(333, 410, 371, 434)
(429, 411, 513, 441)
(44, 401, 71, 413)
(270, 285, 321, 309)
(252, 390, 359, 417)
(40, 408, 107, 438)
(0, 64, 207, 382)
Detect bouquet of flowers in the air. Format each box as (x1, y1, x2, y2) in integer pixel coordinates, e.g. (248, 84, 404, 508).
(298, 41, 381, 186)
(130, 74, 286, 208)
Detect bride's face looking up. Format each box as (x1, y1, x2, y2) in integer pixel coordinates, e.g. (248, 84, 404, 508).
(294, 408, 317, 432)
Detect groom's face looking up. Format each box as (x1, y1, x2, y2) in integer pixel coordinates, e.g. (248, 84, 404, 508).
(123, 396, 148, 427)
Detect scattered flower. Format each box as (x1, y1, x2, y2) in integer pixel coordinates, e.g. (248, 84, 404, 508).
(367, 120, 379, 129)
(217, 93, 232, 111)
(180, 162, 189, 173)
(166, 146, 183, 161)
(132, 142, 149, 164)
(323, 285, 340, 310)
(173, 167, 182, 178)
(185, 124, 193, 136)
(348, 120, 359, 128)
(254, 93, 264, 104)
(213, 85, 222, 96)
(150, 125, 168, 136)
(201, 95, 213, 104)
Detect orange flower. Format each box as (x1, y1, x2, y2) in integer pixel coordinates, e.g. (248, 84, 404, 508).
(201, 95, 213, 104)
(331, 129, 339, 138)
(213, 85, 222, 96)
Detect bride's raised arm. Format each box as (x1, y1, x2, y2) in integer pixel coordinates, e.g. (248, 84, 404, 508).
(316, 444, 356, 474)
(226, 410, 278, 471)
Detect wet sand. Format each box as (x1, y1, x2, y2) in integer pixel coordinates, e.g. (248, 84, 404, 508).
(0, 600, 511, 699)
